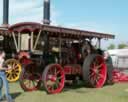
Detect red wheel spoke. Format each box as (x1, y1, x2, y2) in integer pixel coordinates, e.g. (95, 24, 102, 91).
(90, 68, 95, 72)
(90, 73, 96, 80)
(90, 72, 95, 78)
(57, 76, 63, 80)
(56, 71, 61, 76)
(98, 73, 104, 79)
(96, 64, 103, 69)
(54, 67, 57, 75)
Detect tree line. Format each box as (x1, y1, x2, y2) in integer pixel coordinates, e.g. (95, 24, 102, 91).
(107, 43, 128, 49)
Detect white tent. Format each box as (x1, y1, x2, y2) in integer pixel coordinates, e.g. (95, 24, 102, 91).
(108, 49, 128, 69)
(108, 49, 128, 56)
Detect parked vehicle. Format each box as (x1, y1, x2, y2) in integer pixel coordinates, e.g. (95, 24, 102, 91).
(7, 22, 114, 94)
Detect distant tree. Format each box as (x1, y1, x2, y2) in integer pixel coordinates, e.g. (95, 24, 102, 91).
(118, 43, 128, 49)
(107, 44, 116, 49)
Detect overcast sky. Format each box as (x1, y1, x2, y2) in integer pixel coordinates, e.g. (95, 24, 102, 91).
(0, 0, 128, 49)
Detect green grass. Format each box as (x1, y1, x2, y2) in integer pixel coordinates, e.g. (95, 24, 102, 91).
(6, 82, 128, 102)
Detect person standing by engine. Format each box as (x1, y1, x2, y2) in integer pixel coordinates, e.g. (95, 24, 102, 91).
(104, 51, 114, 84)
(0, 50, 13, 102)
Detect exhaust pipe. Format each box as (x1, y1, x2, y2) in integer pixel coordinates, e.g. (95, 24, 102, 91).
(43, 0, 50, 25)
(3, 0, 9, 27)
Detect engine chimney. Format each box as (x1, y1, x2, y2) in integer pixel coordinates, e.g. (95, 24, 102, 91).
(3, 0, 9, 27)
(43, 0, 50, 25)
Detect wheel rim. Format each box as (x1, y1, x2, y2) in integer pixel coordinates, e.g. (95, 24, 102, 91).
(20, 64, 41, 91)
(5, 59, 22, 82)
(43, 64, 65, 94)
(89, 56, 107, 88)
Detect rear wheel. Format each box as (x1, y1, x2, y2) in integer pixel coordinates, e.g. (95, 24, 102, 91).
(82, 54, 107, 88)
(5, 59, 22, 82)
(42, 64, 65, 94)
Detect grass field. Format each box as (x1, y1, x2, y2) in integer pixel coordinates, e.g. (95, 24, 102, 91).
(4, 82, 128, 102)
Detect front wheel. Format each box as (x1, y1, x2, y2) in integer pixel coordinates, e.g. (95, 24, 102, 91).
(82, 54, 107, 88)
(42, 64, 65, 94)
(19, 63, 41, 91)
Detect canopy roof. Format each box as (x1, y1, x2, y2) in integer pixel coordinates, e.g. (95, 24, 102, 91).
(0, 27, 8, 35)
(1, 22, 115, 39)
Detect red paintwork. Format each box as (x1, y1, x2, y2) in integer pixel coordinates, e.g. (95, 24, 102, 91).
(64, 65, 82, 75)
(20, 57, 32, 65)
(18, 51, 32, 65)
(18, 51, 30, 59)
(112, 69, 128, 83)
(9, 22, 41, 32)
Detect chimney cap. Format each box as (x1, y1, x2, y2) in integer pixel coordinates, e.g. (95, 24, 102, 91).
(44, 0, 50, 2)
(1, 24, 9, 28)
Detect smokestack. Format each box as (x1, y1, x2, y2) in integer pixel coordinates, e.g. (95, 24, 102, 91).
(43, 0, 50, 25)
(3, 0, 9, 27)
